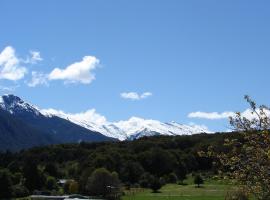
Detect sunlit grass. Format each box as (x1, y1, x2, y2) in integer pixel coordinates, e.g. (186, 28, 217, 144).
(122, 179, 236, 200)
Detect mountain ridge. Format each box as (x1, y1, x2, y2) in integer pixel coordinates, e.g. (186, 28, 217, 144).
(0, 94, 114, 151)
(41, 105, 210, 141)
(0, 94, 209, 151)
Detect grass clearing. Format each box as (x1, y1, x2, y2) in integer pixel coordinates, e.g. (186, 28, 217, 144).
(122, 179, 236, 200)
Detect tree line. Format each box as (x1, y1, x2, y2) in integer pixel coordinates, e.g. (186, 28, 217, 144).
(0, 132, 231, 199)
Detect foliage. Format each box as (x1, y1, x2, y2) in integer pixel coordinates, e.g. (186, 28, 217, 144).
(149, 177, 162, 193)
(209, 96, 270, 200)
(0, 169, 13, 198)
(64, 180, 71, 194)
(85, 168, 121, 198)
(194, 174, 204, 188)
(139, 147, 177, 177)
(69, 180, 79, 194)
(139, 172, 154, 188)
(12, 172, 23, 185)
(44, 163, 59, 177)
(165, 172, 178, 183)
(22, 159, 45, 192)
(225, 189, 249, 200)
(12, 184, 29, 198)
(0, 132, 235, 197)
(120, 161, 144, 184)
(46, 176, 58, 190)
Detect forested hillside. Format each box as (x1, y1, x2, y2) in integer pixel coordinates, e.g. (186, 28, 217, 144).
(0, 132, 238, 198)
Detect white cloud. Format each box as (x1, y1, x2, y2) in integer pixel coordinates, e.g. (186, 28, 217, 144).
(188, 109, 270, 120)
(24, 51, 43, 64)
(0, 85, 19, 92)
(121, 92, 152, 100)
(0, 46, 27, 81)
(41, 108, 107, 126)
(188, 111, 235, 120)
(66, 109, 107, 125)
(27, 71, 48, 87)
(241, 108, 270, 120)
(141, 92, 152, 99)
(188, 122, 212, 133)
(48, 56, 99, 84)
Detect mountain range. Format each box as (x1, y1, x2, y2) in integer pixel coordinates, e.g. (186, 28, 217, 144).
(41, 110, 209, 141)
(0, 94, 209, 151)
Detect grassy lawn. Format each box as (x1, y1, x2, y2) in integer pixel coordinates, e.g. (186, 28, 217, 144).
(15, 177, 243, 200)
(122, 178, 236, 200)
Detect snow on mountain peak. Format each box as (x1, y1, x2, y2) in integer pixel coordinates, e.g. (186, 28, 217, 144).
(0, 94, 41, 115)
(0, 94, 210, 141)
(41, 108, 210, 140)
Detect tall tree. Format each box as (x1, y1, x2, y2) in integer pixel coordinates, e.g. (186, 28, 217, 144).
(194, 174, 204, 188)
(23, 160, 45, 192)
(212, 96, 270, 200)
(149, 177, 162, 193)
(0, 169, 13, 198)
(86, 168, 121, 199)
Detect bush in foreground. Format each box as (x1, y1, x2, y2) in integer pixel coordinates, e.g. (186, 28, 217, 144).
(194, 174, 204, 188)
(225, 190, 249, 200)
(150, 177, 162, 193)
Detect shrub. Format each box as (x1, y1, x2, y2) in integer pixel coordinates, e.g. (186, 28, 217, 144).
(194, 174, 204, 188)
(166, 172, 178, 183)
(46, 176, 58, 190)
(0, 169, 13, 198)
(64, 181, 71, 194)
(139, 173, 154, 188)
(12, 185, 29, 198)
(69, 181, 79, 194)
(150, 177, 162, 193)
(225, 190, 249, 200)
(86, 168, 121, 198)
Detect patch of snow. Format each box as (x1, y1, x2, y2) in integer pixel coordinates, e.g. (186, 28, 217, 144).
(1, 94, 210, 141)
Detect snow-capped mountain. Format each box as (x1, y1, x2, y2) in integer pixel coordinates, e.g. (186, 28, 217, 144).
(41, 109, 210, 141)
(0, 94, 41, 116)
(0, 94, 113, 151)
(0, 94, 209, 143)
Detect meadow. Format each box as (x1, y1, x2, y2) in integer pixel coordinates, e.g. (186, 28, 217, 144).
(123, 178, 235, 200)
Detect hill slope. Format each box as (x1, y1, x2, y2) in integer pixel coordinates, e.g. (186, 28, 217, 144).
(0, 109, 55, 151)
(0, 94, 114, 151)
(42, 111, 209, 141)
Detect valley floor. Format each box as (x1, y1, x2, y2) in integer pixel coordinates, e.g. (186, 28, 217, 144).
(122, 180, 236, 200)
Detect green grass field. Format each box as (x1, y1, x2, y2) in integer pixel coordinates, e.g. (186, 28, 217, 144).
(122, 178, 236, 200)
(16, 177, 242, 200)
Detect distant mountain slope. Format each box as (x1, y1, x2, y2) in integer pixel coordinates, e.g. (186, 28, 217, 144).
(0, 109, 55, 151)
(0, 94, 114, 151)
(42, 111, 209, 141)
(0, 94, 209, 151)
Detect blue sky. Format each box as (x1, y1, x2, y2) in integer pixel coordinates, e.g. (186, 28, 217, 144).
(0, 0, 270, 132)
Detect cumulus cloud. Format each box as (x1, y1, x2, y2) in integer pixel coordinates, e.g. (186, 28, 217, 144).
(188, 109, 270, 120)
(41, 108, 107, 126)
(0, 46, 101, 88)
(241, 108, 270, 120)
(26, 55, 100, 87)
(24, 51, 43, 64)
(0, 85, 19, 92)
(48, 56, 99, 84)
(188, 111, 235, 120)
(0, 46, 27, 81)
(65, 109, 107, 125)
(121, 92, 152, 100)
(27, 71, 48, 87)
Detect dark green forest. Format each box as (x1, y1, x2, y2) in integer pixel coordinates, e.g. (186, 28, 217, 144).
(0, 132, 238, 199)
